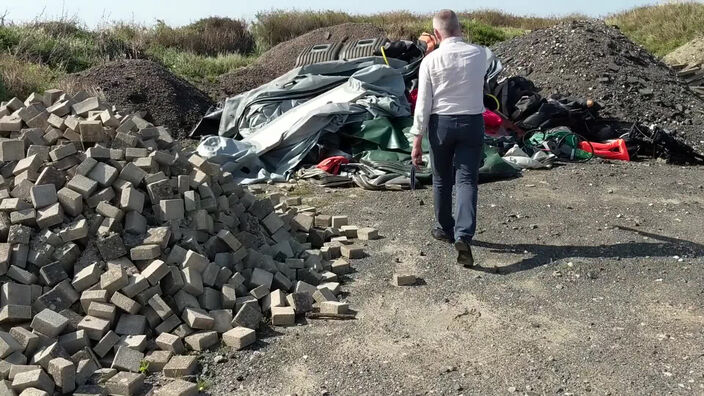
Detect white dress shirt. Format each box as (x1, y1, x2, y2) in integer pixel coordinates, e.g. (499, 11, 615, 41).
(411, 37, 489, 136)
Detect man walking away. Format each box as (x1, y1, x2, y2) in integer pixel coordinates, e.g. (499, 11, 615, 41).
(410, 10, 489, 267)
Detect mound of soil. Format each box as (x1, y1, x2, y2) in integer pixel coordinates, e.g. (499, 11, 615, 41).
(216, 23, 387, 98)
(664, 36, 704, 66)
(70, 59, 213, 137)
(492, 20, 704, 146)
(211, 64, 276, 100)
(258, 22, 387, 78)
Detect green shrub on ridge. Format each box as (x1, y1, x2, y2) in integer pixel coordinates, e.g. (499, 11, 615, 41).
(152, 17, 255, 57)
(146, 46, 255, 82)
(607, 2, 704, 56)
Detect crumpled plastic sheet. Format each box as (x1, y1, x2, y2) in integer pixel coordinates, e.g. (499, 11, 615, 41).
(197, 64, 411, 184)
(503, 144, 555, 169)
(217, 57, 408, 138)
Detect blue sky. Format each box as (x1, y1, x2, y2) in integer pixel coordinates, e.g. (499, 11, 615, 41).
(5, 0, 665, 27)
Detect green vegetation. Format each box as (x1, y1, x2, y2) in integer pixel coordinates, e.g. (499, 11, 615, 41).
(0, 54, 57, 100)
(152, 17, 254, 56)
(0, 4, 701, 101)
(145, 46, 255, 83)
(138, 360, 150, 375)
(250, 10, 581, 51)
(252, 10, 354, 51)
(0, 16, 257, 100)
(0, 22, 115, 72)
(607, 2, 704, 56)
(196, 377, 211, 392)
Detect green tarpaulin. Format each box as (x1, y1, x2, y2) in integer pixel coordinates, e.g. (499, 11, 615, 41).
(338, 116, 520, 182)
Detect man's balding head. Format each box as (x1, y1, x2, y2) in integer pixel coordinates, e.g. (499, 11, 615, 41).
(433, 9, 461, 40)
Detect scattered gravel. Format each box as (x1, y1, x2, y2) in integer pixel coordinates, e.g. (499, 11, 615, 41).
(206, 160, 704, 395)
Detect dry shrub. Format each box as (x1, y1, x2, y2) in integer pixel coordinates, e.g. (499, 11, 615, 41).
(252, 10, 355, 51)
(362, 12, 431, 41)
(96, 22, 151, 60)
(0, 54, 57, 100)
(54, 74, 105, 99)
(32, 20, 90, 39)
(152, 17, 255, 56)
(460, 10, 579, 30)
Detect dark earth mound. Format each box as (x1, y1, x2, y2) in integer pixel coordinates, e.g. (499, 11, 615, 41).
(257, 22, 387, 78)
(211, 64, 275, 100)
(492, 20, 704, 148)
(71, 59, 213, 137)
(215, 23, 387, 99)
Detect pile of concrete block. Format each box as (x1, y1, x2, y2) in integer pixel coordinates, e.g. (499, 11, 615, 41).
(0, 90, 379, 395)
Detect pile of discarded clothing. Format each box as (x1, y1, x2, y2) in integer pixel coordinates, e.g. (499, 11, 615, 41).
(191, 33, 704, 190)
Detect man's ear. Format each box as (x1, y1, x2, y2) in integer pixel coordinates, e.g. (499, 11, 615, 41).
(433, 28, 442, 43)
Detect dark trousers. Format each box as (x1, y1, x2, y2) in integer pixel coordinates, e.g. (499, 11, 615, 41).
(428, 114, 484, 242)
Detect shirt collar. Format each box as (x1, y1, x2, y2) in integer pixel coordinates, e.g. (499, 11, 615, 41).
(442, 36, 464, 44)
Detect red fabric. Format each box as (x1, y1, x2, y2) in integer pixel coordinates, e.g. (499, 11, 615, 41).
(409, 89, 418, 113)
(316, 156, 350, 175)
(407, 96, 504, 134)
(483, 110, 502, 128)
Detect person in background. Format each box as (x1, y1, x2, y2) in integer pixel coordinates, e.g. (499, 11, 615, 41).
(410, 9, 489, 267)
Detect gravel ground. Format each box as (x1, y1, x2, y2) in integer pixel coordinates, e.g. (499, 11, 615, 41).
(191, 159, 704, 395)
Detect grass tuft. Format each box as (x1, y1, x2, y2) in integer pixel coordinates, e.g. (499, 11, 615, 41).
(146, 46, 256, 82)
(0, 54, 58, 101)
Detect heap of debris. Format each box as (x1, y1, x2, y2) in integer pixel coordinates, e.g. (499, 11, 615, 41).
(492, 20, 704, 147)
(67, 59, 214, 138)
(0, 90, 377, 395)
(670, 64, 704, 98)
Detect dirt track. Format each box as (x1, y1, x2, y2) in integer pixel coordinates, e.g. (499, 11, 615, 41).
(204, 160, 704, 395)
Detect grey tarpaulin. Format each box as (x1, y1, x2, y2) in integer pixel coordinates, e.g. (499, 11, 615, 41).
(197, 63, 411, 184)
(213, 57, 408, 139)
